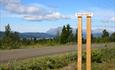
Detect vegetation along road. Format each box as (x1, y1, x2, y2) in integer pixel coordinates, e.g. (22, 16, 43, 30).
(0, 43, 114, 63)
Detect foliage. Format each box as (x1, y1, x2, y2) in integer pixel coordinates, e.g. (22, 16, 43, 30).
(0, 24, 115, 49)
(110, 32, 115, 42)
(0, 24, 20, 49)
(0, 46, 115, 70)
(102, 29, 109, 38)
(0, 52, 77, 70)
(92, 29, 115, 43)
(91, 46, 115, 70)
(91, 49, 103, 63)
(74, 29, 78, 42)
(101, 29, 110, 43)
(60, 25, 68, 44)
(60, 24, 74, 44)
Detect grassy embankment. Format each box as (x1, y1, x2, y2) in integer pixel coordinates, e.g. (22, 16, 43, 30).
(0, 44, 115, 70)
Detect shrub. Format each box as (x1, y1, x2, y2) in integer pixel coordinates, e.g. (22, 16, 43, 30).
(0, 52, 77, 70)
(92, 49, 103, 63)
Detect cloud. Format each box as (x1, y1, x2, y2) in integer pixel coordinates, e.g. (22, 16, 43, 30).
(0, 0, 49, 15)
(100, 16, 115, 23)
(24, 12, 69, 21)
(74, 7, 115, 23)
(0, 0, 69, 21)
(89, 7, 115, 23)
(111, 17, 115, 22)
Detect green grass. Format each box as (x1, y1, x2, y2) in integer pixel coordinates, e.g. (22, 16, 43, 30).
(0, 52, 77, 70)
(63, 45, 115, 70)
(0, 44, 115, 70)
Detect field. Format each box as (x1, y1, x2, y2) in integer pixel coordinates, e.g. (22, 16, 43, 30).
(0, 43, 115, 70)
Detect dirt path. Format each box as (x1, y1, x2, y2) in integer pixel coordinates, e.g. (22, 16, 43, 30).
(0, 45, 76, 63)
(0, 43, 114, 63)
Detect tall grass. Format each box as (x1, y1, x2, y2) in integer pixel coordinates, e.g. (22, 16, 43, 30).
(0, 45, 115, 70)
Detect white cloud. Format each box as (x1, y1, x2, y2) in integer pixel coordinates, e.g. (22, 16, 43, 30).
(88, 7, 115, 23)
(100, 16, 115, 23)
(24, 12, 69, 21)
(0, 0, 69, 21)
(111, 17, 115, 22)
(73, 7, 115, 23)
(75, 7, 114, 18)
(0, 0, 50, 15)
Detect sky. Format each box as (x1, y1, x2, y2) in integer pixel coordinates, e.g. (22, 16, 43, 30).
(0, 0, 115, 32)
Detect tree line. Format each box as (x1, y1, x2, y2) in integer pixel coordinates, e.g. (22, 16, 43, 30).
(58, 24, 115, 44)
(0, 24, 115, 49)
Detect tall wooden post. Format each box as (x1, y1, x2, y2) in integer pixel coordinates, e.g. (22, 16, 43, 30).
(77, 16, 82, 70)
(86, 16, 91, 70)
(77, 12, 92, 70)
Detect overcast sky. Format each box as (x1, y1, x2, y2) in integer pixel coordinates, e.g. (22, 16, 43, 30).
(0, 0, 115, 32)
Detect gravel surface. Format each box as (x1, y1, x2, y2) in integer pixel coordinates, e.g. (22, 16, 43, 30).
(0, 43, 114, 63)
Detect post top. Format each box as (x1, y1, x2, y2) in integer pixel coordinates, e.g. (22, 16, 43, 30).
(75, 12, 93, 17)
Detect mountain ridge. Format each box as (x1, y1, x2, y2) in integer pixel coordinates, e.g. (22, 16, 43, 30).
(0, 31, 55, 39)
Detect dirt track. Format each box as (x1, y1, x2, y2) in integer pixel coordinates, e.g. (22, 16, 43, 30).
(0, 43, 114, 63)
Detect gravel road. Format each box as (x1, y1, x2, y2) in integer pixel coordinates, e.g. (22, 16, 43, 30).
(0, 43, 114, 63)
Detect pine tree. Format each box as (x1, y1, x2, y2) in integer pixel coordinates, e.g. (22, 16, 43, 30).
(2, 24, 12, 49)
(66, 24, 73, 42)
(110, 32, 115, 42)
(102, 29, 109, 38)
(60, 24, 74, 44)
(66, 24, 71, 42)
(74, 29, 78, 42)
(1, 24, 20, 49)
(5, 24, 11, 37)
(91, 33, 95, 43)
(102, 29, 109, 43)
(60, 25, 67, 44)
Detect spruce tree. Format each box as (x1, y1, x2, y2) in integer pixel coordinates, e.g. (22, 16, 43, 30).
(74, 29, 78, 42)
(60, 24, 74, 44)
(110, 32, 115, 42)
(1, 24, 20, 49)
(67, 24, 73, 42)
(60, 25, 67, 44)
(102, 29, 109, 43)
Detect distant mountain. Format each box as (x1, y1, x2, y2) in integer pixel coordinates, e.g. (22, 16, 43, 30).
(46, 27, 62, 35)
(46, 27, 107, 38)
(46, 27, 77, 35)
(20, 32, 55, 39)
(0, 31, 55, 39)
(0, 28, 114, 39)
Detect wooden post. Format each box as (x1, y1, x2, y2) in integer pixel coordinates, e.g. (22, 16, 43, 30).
(86, 16, 91, 70)
(77, 16, 82, 70)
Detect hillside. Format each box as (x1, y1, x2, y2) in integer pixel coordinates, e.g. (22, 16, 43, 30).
(0, 31, 55, 39)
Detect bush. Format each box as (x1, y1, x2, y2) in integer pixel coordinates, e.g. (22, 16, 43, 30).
(0, 52, 77, 70)
(1, 46, 115, 70)
(101, 47, 115, 62)
(92, 49, 103, 63)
